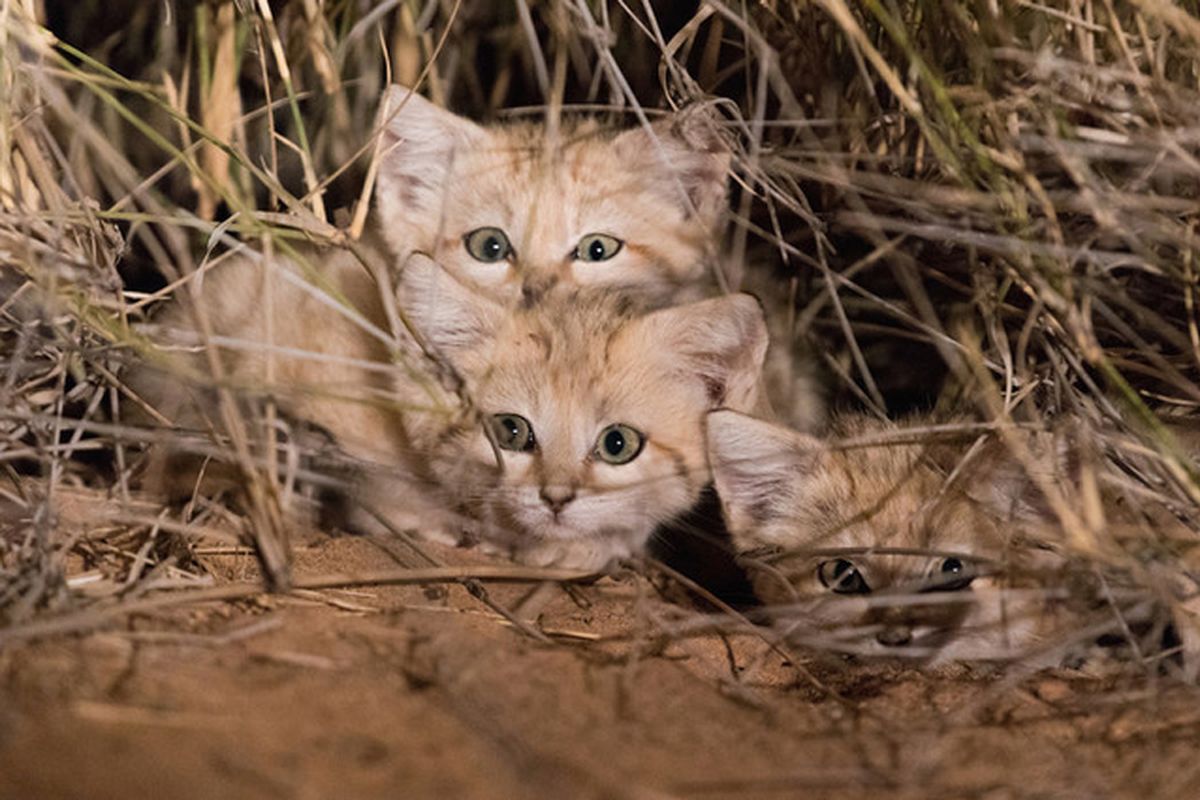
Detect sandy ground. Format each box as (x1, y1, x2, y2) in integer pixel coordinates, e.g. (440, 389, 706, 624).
(3, 532, 1199, 800)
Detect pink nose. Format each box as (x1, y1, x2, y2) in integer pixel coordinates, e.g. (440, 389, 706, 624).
(539, 485, 576, 514)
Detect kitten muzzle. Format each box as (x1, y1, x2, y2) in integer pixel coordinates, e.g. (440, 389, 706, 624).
(539, 484, 577, 515)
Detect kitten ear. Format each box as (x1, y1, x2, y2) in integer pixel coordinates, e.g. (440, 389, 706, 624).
(395, 253, 503, 357)
(375, 85, 487, 219)
(953, 426, 1079, 525)
(640, 293, 768, 412)
(706, 410, 823, 536)
(613, 106, 731, 231)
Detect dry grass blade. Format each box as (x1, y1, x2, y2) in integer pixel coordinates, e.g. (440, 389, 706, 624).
(0, 0, 1193, 653)
(4, 1, 1200, 795)
(0, 563, 599, 647)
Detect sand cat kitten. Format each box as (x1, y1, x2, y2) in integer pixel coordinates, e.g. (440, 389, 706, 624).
(705, 411, 1079, 661)
(375, 85, 729, 306)
(134, 252, 767, 570)
(377, 86, 827, 433)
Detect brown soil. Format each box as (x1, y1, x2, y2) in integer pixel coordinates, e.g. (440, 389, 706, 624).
(2, 533, 1197, 800)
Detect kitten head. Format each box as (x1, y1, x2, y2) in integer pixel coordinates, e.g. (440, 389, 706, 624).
(376, 85, 729, 306)
(706, 411, 1070, 661)
(398, 256, 767, 569)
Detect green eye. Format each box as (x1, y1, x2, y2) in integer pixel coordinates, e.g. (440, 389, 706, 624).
(927, 557, 975, 592)
(595, 423, 644, 465)
(465, 227, 512, 263)
(490, 414, 536, 452)
(574, 233, 623, 263)
(817, 559, 870, 594)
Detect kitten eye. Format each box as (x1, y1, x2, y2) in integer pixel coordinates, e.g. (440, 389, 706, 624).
(465, 227, 512, 263)
(928, 557, 975, 592)
(594, 423, 644, 465)
(817, 559, 870, 594)
(574, 233, 623, 263)
(490, 414, 536, 452)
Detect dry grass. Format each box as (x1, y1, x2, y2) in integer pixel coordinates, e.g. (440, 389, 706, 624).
(2, 0, 1200, 691)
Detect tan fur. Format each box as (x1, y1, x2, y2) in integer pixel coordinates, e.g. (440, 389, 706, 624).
(380, 86, 824, 437)
(132, 251, 768, 570)
(374, 86, 730, 306)
(736, 267, 826, 434)
(128, 86, 772, 568)
(707, 411, 1076, 661)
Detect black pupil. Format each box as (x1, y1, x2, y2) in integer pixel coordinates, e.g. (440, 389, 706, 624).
(942, 557, 963, 574)
(484, 236, 503, 259)
(823, 559, 868, 593)
(501, 417, 521, 444)
(588, 239, 606, 260)
(604, 428, 624, 455)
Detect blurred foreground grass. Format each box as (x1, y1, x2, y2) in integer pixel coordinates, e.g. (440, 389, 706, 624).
(1, 0, 1200, 673)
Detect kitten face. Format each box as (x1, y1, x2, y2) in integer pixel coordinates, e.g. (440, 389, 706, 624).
(400, 257, 768, 569)
(706, 411, 1066, 661)
(375, 86, 728, 306)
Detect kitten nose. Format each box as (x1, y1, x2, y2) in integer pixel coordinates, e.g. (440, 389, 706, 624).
(539, 484, 576, 514)
(876, 625, 913, 647)
(521, 275, 559, 306)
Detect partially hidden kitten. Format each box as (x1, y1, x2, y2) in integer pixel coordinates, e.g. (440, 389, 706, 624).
(134, 251, 768, 570)
(705, 410, 1086, 662)
(374, 85, 730, 306)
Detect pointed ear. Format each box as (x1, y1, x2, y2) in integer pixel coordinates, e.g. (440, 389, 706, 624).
(954, 427, 1079, 525)
(639, 293, 768, 412)
(395, 253, 503, 357)
(613, 105, 731, 231)
(706, 410, 823, 536)
(375, 85, 487, 219)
